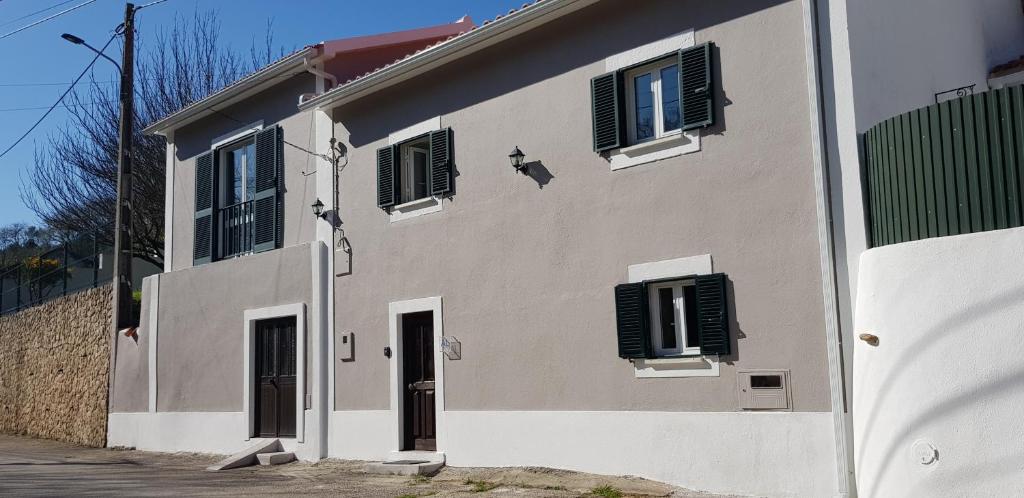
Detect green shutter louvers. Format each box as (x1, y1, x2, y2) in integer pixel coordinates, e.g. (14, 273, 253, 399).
(591, 71, 624, 152)
(252, 125, 281, 253)
(695, 272, 730, 356)
(679, 42, 714, 131)
(429, 128, 453, 196)
(193, 151, 216, 265)
(614, 282, 652, 359)
(377, 145, 397, 209)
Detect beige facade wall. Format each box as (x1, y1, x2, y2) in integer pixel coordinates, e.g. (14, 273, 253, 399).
(169, 73, 319, 272)
(330, 0, 831, 412)
(153, 243, 312, 412)
(0, 285, 111, 447)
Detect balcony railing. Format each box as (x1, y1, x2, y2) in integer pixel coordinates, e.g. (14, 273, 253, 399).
(865, 84, 1024, 247)
(220, 200, 254, 259)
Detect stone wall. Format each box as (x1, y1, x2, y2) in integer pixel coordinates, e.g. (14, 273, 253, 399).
(0, 285, 111, 447)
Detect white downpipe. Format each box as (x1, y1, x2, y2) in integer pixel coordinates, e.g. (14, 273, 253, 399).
(801, 0, 855, 495)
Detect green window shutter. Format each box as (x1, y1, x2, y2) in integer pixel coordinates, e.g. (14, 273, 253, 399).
(695, 272, 730, 355)
(377, 144, 397, 209)
(252, 125, 281, 253)
(193, 151, 216, 265)
(614, 282, 652, 359)
(679, 42, 714, 131)
(429, 128, 453, 196)
(591, 71, 624, 152)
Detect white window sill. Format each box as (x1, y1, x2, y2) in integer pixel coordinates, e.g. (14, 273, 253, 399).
(390, 196, 442, 223)
(633, 355, 719, 378)
(609, 130, 700, 171)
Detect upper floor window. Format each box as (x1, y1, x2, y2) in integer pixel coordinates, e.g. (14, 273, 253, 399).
(625, 60, 681, 145)
(591, 42, 714, 153)
(377, 128, 453, 213)
(193, 125, 282, 266)
(399, 136, 431, 204)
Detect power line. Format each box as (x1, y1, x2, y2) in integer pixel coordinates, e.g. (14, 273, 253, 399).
(0, 102, 101, 112)
(0, 0, 97, 41)
(0, 31, 117, 160)
(0, 0, 78, 28)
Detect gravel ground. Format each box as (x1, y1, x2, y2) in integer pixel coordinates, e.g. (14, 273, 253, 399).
(0, 434, 743, 497)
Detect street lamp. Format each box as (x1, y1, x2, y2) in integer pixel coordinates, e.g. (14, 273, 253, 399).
(61, 33, 122, 74)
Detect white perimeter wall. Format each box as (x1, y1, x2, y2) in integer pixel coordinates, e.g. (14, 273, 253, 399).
(853, 227, 1024, 497)
(821, 0, 1024, 419)
(332, 410, 837, 498)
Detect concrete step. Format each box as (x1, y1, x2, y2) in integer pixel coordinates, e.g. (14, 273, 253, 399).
(257, 451, 295, 466)
(206, 439, 283, 471)
(364, 459, 445, 476)
(365, 452, 445, 476)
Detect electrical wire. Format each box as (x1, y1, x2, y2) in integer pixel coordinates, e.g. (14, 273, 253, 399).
(0, 31, 117, 160)
(136, 0, 171, 9)
(0, 0, 97, 41)
(0, 102, 101, 112)
(0, 0, 79, 28)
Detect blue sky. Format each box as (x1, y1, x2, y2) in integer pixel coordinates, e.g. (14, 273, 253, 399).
(0, 0, 525, 226)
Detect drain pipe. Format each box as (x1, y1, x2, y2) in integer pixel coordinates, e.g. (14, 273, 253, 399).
(801, 0, 856, 495)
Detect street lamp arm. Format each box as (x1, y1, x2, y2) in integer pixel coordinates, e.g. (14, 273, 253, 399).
(80, 41, 122, 75)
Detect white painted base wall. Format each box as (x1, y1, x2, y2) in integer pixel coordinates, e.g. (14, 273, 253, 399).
(330, 409, 837, 497)
(108, 411, 318, 460)
(854, 228, 1024, 498)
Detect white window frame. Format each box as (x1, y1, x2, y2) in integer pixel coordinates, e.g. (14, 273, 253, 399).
(218, 138, 256, 207)
(399, 141, 430, 205)
(648, 279, 701, 357)
(216, 137, 257, 260)
(624, 58, 682, 147)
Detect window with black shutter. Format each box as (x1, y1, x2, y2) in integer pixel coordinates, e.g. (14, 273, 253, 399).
(192, 124, 282, 266)
(591, 43, 714, 152)
(377, 127, 453, 211)
(613, 272, 731, 359)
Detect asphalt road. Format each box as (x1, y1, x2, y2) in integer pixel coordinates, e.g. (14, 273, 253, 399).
(0, 434, 740, 497)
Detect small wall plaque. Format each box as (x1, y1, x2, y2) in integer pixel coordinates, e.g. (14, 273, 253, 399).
(440, 336, 461, 360)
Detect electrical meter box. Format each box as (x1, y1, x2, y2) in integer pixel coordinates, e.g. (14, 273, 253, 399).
(737, 369, 791, 410)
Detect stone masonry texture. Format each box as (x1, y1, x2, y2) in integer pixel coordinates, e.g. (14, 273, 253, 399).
(0, 285, 112, 447)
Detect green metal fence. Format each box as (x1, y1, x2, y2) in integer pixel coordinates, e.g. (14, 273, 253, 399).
(865, 84, 1024, 247)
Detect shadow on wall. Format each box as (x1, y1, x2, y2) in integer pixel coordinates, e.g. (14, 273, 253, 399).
(722, 275, 744, 364)
(525, 161, 553, 189)
(857, 283, 1024, 497)
(337, 0, 787, 147)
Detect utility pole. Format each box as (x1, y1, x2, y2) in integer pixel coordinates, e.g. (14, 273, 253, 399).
(111, 2, 135, 331)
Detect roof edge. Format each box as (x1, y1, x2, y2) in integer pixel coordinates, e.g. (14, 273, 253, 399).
(143, 46, 318, 136)
(298, 0, 597, 112)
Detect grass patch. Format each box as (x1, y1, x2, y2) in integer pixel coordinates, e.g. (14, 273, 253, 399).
(464, 479, 500, 493)
(590, 485, 623, 498)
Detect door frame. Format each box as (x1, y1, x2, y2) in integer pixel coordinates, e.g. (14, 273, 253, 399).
(388, 296, 445, 454)
(243, 303, 306, 443)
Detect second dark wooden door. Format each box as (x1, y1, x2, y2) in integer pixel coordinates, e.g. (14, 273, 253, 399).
(402, 311, 435, 451)
(254, 316, 297, 438)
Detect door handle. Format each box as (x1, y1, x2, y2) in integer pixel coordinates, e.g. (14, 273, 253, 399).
(407, 383, 415, 392)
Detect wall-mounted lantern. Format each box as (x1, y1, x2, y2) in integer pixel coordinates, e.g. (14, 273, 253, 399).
(311, 198, 326, 219)
(509, 146, 527, 175)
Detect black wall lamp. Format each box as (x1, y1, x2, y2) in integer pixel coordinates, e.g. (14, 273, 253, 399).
(509, 146, 527, 174)
(311, 198, 326, 219)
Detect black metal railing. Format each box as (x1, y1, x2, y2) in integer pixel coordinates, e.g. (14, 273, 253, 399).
(0, 236, 112, 316)
(220, 200, 254, 259)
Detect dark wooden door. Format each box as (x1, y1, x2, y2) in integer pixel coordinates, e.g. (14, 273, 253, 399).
(254, 316, 297, 438)
(402, 311, 435, 451)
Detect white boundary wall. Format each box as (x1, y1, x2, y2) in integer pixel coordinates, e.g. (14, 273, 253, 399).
(331, 409, 837, 497)
(854, 228, 1024, 497)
